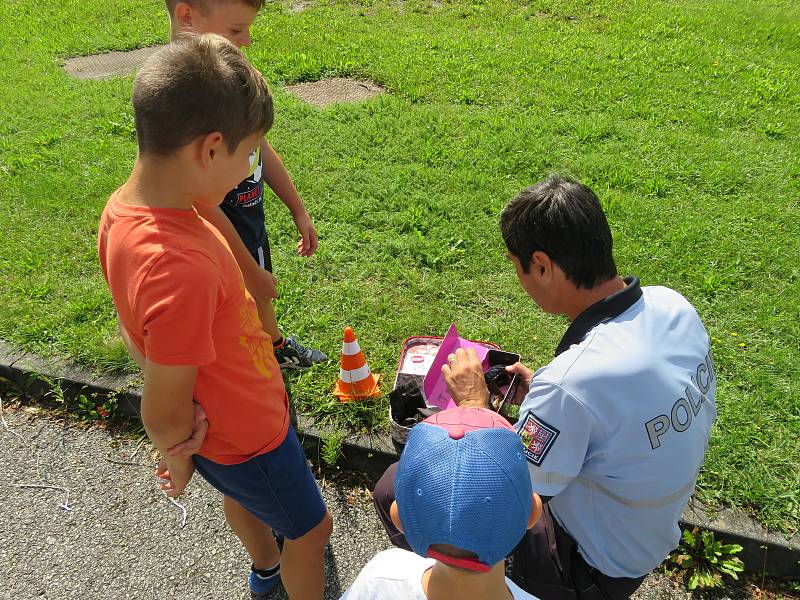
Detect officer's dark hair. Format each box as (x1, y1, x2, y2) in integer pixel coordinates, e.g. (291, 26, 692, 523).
(499, 175, 617, 289)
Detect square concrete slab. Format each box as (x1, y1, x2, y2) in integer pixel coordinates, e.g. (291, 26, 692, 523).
(63, 46, 164, 80)
(286, 78, 386, 108)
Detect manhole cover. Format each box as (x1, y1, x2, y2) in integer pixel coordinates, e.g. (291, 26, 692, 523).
(63, 46, 164, 80)
(286, 78, 386, 108)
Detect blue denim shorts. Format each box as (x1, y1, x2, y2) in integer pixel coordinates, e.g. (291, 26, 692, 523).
(194, 427, 326, 540)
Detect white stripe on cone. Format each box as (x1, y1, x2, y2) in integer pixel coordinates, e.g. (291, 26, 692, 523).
(339, 363, 371, 383)
(342, 340, 361, 356)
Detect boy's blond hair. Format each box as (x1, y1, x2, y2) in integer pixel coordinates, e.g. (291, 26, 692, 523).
(165, 0, 266, 16)
(133, 34, 273, 156)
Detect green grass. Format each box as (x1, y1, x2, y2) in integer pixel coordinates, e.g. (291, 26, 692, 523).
(0, 0, 798, 531)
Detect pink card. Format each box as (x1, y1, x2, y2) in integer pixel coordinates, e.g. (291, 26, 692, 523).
(423, 324, 491, 410)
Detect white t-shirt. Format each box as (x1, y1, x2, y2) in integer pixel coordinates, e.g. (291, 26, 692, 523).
(340, 548, 539, 600)
(515, 285, 716, 578)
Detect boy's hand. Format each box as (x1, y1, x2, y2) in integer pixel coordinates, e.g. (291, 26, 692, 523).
(167, 402, 209, 460)
(156, 457, 195, 498)
(243, 263, 278, 300)
(260, 140, 318, 256)
(292, 211, 318, 257)
(442, 348, 490, 409)
(505, 362, 533, 405)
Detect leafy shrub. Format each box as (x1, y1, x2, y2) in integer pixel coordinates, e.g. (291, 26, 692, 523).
(669, 527, 745, 590)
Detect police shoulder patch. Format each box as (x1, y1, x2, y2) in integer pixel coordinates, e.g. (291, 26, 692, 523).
(518, 413, 560, 466)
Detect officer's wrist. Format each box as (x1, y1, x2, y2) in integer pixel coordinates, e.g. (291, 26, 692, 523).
(455, 395, 490, 410)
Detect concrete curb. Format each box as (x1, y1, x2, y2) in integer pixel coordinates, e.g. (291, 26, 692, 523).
(1, 340, 797, 579)
(681, 499, 799, 580)
(0, 341, 143, 415)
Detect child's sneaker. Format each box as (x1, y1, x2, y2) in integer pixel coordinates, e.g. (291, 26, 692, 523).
(249, 563, 280, 599)
(275, 336, 327, 370)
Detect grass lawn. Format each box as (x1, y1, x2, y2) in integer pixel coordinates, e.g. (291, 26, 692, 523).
(0, 0, 798, 531)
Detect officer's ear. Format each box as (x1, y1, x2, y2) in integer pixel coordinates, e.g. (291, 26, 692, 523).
(527, 493, 543, 529)
(530, 251, 552, 280)
(390, 501, 404, 533)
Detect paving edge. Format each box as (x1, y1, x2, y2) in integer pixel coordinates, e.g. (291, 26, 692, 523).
(0, 339, 797, 579)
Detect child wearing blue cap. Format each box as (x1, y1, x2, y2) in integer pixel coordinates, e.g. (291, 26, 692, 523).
(341, 406, 543, 600)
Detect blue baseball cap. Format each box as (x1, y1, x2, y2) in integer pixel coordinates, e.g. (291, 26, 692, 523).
(395, 406, 533, 572)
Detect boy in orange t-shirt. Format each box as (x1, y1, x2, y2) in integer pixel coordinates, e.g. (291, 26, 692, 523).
(97, 35, 331, 600)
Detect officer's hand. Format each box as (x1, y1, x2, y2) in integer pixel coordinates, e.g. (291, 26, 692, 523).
(442, 348, 490, 409)
(506, 362, 533, 405)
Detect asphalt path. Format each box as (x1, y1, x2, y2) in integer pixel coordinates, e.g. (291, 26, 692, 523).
(0, 403, 739, 600)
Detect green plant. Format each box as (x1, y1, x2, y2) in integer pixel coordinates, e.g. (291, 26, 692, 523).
(27, 373, 118, 421)
(74, 392, 117, 421)
(37, 373, 67, 405)
(320, 430, 345, 467)
(669, 527, 745, 590)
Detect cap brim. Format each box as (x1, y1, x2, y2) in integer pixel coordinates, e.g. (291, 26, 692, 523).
(427, 549, 492, 573)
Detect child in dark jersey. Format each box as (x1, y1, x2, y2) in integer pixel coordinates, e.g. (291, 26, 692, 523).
(165, 0, 327, 370)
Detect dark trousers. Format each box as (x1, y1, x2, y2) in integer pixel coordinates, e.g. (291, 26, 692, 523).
(373, 463, 645, 600)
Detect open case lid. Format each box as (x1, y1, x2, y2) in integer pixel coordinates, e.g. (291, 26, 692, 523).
(392, 326, 523, 436)
(423, 324, 494, 410)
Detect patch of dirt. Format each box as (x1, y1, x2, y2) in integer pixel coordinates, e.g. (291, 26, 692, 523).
(289, 0, 312, 12)
(63, 45, 164, 80)
(286, 77, 386, 108)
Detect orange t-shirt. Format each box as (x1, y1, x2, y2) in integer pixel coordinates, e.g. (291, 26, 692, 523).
(97, 191, 289, 465)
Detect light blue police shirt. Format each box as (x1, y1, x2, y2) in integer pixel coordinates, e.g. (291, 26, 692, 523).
(515, 283, 716, 578)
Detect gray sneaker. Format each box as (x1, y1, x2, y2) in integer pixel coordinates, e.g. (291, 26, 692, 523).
(275, 335, 327, 370)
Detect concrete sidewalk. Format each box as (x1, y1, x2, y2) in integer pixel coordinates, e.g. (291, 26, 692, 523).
(0, 406, 391, 600)
(0, 405, 734, 600)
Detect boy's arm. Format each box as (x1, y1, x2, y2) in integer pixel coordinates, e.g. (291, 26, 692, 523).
(195, 203, 277, 300)
(119, 321, 209, 459)
(141, 359, 197, 497)
(261, 138, 318, 257)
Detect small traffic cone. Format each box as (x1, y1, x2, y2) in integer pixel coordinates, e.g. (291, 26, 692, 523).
(333, 326, 380, 401)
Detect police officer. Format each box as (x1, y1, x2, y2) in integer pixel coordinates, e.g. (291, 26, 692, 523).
(372, 175, 717, 599)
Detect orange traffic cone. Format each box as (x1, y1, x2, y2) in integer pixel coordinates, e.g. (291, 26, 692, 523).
(333, 327, 380, 401)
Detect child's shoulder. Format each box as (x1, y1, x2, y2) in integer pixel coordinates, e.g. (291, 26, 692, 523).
(362, 548, 431, 579)
(341, 549, 431, 600)
(126, 212, 227, 274)
(148, 246, 219, 278)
